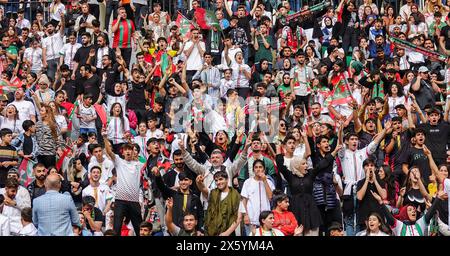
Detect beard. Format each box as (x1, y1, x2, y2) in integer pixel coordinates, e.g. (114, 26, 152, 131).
(36, 175, 46, 181)
(176, 163, 185, 169)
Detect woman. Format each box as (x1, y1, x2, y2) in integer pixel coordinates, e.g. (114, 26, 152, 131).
(358, 0, 379, 21)
(356, 212, 391, 236)
(353, 37, 370, 61)
(274, 58, 292, 87)
(275, 143, 339, 236)
(48, 166, 71, 194)
(372, 190, 442, 236)
(35, 105, 65, 168)
(249, 211, 285, 236)
(48, 101, 68, 135)
(382, 5, 395, 30)
(321, 17, 334, 49)
(408, 10, 428, 39)
(276, 73, 292, 97)
(251, 59, 271, 85)
(272, 119, 287, 145)
(0, 104, 23, 137)
(107, 102, 131, 154)
(387, 82, 407, 117)
(397, 167, 431, 214)
(402, 70, 416, 96)
(272, 191, 298, 236)
(377, 165, 399, 208)
(336, 0, 361, 53)
(67, 157, 88, 207)
(305, 45, 320, 69)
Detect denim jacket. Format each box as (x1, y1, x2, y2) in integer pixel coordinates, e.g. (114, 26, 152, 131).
(12, 133, 39, 159)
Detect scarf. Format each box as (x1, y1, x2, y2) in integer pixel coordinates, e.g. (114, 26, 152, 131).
(205, 187, 240, 236)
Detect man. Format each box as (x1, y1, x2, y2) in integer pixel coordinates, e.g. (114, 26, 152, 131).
(27, 163, 47, 203)
(16, 8, 31, 29)
(82, 166, 113, 214)
(102, 131, 143, 236)
(410, 66, 439, 110)
(310, 102, 333, 125)
(139, 221, 153, 236)
(179, 134, 251, 193)
(286, 104, 304, 128)
(71, 32, 96, 80)
(58, 65, 79, 103)
(154, 169, 203, 229)
(79, 64, 101, 104)
(355, 158, 387, 232)
(0, 129, 19, 188)
(1, 35, 18, 66)
(112, 7, 135, 68)
(97, 54, 121, 96)
(2, 169, 31, 212)
(290, 51, 314, 110)
(42, 12, 65, 80)
(165, 197, 200, 236)
(403, 128, 433, 185)
(88, 144, 114, 186)
(417, 107, 450, 166)
(74, 2, 96, 41)
(184, 28, 206, 83)
(369, 34, 392, 59)
(32, 174, 80, 236)
(162, 149, 196, 190)
(94, 34, 115, 70)
(126, 68, 149, 123)
(0, 178, 30, 234)
(439, 12, 450, 54)
(337, 122, 389, 236)
(238, 136, 276, 188)
(193, 52, 220, 100)
(81, 196, 103, 234)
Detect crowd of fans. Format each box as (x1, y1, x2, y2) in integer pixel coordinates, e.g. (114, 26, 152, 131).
(0, 0, 449, 236)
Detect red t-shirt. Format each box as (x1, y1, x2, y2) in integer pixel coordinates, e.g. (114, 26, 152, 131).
(112, 19, 135, 49)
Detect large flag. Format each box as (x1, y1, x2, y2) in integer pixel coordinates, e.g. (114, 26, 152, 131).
(18, 158, 35, 187)
(194, 7, 208, 29)
(323, 76, 354, 108)
(94, 103, 107, 127)
(205, 10, 221, 30)
(67, 100, 80, 132)
(176, 12, 192, 41)
(56, 146, 72, 171)
(0, 79, 17, 95)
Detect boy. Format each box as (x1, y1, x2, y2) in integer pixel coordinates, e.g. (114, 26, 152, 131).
(133, 121, 151, 161)
(0, 129, 19, 188)
(12, 120, 38, 161)
(77, 94, 97, 135)
(147, 115, 164, 140)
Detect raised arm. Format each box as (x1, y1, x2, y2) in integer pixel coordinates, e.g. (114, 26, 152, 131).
(101, 129, 115, 161)
(164, 198, 180, 235)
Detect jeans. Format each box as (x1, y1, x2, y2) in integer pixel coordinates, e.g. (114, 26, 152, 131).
(113, 200, 143, 236)
(133, 3, 147, 29)
(46, 59, 59, 81)
(105, 0, 119, 32)
(80, 128, 97, 135)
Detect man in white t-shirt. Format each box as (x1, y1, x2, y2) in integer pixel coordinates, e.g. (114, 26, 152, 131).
(184, 28, 206, 82)
(9, 87, 36, 124)
(0, 195, 11, 236)
(59, 33, 82, 71)
(23, 39, 43, 74)
(42, 12, 65, 80)
(102, 131, 143, 236)
(88, 144, 115, 187)
(220, 35, 242, 70)
(82, 166, 113, 214)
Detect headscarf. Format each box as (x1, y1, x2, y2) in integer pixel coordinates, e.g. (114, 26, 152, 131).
(395, 204, 416, 223)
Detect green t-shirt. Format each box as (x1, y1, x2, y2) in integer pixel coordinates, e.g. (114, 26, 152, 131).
(6, 45, 18, 65)
(255, 35, 273, 63)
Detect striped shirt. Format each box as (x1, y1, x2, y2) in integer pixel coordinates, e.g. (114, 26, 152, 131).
(0, 145, 18, 186)
(112, 19, 135, 49)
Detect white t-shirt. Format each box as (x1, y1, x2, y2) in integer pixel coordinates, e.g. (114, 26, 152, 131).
(249, 227, 284, 236)
(133, 134, 151, 160)
(23, 47, 43, 72)
(231, 63, 251, 88)
(146, 129, 164, 139)
(88, 156, 115, 185)
(241, 178, 275, 225)
(184, 41, 206, 71)
(113, 154, 143, 202)
(42, 32, 64, 60)
(9, 100, 35, 123)
(78, 103, 97, 129)
(107, 116, 130, 144)
(0, 117, 23, 135)
(18, 223, 37, 236)
(60, 43, 82, 70)
(55, 114, 68, 131)
(220, 46, 242, 69)
(82, 184, 113, 213)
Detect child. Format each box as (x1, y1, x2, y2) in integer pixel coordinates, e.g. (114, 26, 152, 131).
(0, 128, 19, 188)
(18, 207, 37, 236)
(220, 68, 234, 98)
(12, 120, 38, 161)
(77, 94, 97, 135)
(106, 82, 127, 113)
(73, 134, 89, 158)
(133, 121, 151, 161)
(106, 102, 131, 153)
(147, 115, 164, 139)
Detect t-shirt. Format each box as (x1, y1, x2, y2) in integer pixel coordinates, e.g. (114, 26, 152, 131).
(22, 134, 33, 156)
(356, 179, 385, 225)
(418, 122, 450, 163)
(73, 45, 96, 71)
(0, 145, 18, 187)
(241, 178, 275, 225)
(42, 32, 64, 60)
(114, 154, 142, 202)
(255, 35, 273, 63)
(405, 147, 432, 185)
(9, 100, 35, 123)
(78, 103, 97, 129)
(127, 82, 147, 110)
(81, 74, 101, 103)
(184, 41, 206, 71)
(98, 64, 121, 95)
(85, 207, 104, 232)
(112, 19, 135, 49)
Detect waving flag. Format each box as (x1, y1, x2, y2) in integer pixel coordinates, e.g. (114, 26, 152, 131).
(176, 12, 193, 41)
(67, 100, 79, 132)
(323, 76, 354, 108)
(18, 158, 35, 187)
(194, 7, 208, 29)
(206, 10, 221, 30)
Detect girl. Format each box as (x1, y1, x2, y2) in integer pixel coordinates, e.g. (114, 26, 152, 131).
(397, 167, 431, 214)
(305, 45, 320, 69)
(133, 121, 151, 161)
(106, 82, 127, 113)
(48, 100, 68, 135)
(106, 102, 131, 154)
(249, 211, 285, 236)
(35, 105, 65, 168)
(377, 165, 399, 208)
(387, 82, 407, 117)
(356, 212, 391, 236)
(272, 191, 298, 236)
(67, 157, 88, 207)
(382, 5, 395, 30)
(0, 104, 23, 137)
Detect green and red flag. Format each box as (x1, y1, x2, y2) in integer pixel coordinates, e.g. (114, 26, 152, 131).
(67, 100, 80, 132)
(18, 158, 35, 187)
(56, 146, 72, 171)
(176, 12, 193, 41)
(194, 7, 208, 29)
(323, 75, 354, 108)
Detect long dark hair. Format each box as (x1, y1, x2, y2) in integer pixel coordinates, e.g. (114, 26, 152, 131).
(378, 165, 396, 203)
(365, 212, 392, 236)
(109, 103, 126, 133)
(259, 210, 273, 227)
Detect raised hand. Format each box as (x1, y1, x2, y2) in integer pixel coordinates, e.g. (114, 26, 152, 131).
(370, 190, 383, 204)
(166, 197, 173, 208)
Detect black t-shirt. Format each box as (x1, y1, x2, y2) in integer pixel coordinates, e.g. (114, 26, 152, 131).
(405, 147, 432, 185)
(385, 130, 413, 175)
(98, 64, 121, 95)
(85, 207, 104, 231)
(237, 16, 252, 43)
(356, 179, 385, 225)
(411, 79, 435, 110)
(82, 74, 101, 103)
(418, 122, 450, 163)
(23, 134, 33, 156)
(127, 82, 148, 110)
(440, 25, 450, 50)
(62, 79, 80, 103)
(73, 45, 95, 73)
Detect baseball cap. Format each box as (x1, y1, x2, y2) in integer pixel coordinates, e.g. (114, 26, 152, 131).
(7, 168, 19, 176)
(418, 66, 429, 73)
(428, 107, 441, 115)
